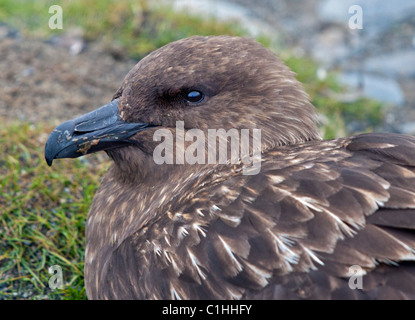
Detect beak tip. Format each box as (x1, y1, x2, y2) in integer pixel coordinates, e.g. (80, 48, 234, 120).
(45, 157, 53, 167)
(44, 137, 58, 167)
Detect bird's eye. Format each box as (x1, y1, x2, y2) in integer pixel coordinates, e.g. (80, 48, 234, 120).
(185, 90, 204, 104)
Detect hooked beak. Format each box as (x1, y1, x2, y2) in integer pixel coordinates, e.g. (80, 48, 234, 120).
(45, 99, 151, 166)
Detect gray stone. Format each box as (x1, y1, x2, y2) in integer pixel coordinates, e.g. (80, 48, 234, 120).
(364, 50, 415, 78)
(338, 72, 405, 105)
(400, 121, 415, 134)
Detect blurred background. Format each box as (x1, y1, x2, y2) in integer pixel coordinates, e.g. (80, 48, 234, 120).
(0, 0, 414, 299)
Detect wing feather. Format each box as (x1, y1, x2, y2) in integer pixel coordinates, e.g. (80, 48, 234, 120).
(100, 133, 415, 299)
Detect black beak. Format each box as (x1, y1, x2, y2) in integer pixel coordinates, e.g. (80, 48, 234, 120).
(45, 99, 151, 166)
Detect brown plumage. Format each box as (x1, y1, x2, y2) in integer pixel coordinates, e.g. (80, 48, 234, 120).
(45, 36, 415, 300)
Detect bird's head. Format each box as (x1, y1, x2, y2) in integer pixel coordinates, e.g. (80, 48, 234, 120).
(45, 36, 320, 178)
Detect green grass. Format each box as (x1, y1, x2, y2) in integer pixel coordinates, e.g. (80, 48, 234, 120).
(0, 122, 109, 299)
(0, 0, 386, 300)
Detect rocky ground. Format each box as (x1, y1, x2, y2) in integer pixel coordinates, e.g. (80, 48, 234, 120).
(0, 24, 137, 124)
